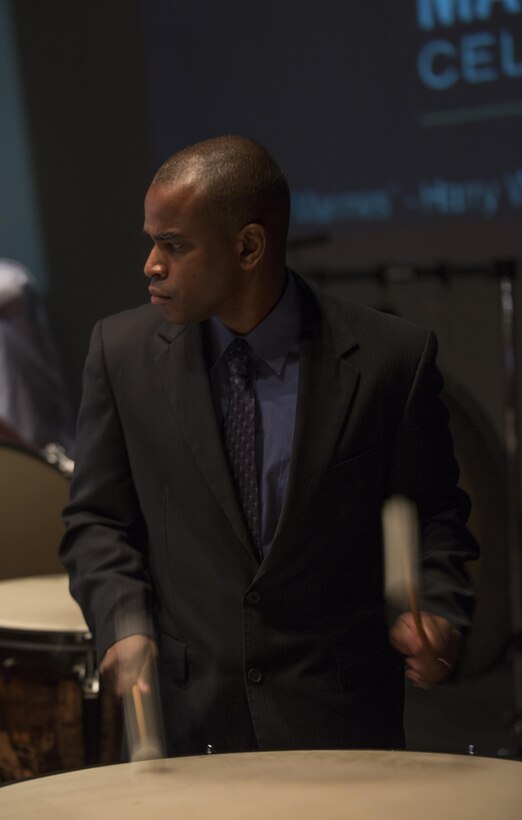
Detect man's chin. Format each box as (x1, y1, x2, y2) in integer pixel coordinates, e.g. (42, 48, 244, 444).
(155, 301, 200, 325)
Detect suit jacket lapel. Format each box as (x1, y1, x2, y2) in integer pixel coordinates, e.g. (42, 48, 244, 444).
(260, 283, 361, 573)
(154, 320, 256, 561)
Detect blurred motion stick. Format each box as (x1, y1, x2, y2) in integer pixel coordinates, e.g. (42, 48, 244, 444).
(132, 684, 148, 747)
(125, 683, 164, 762)
(115, 610, 165, 762)
(382, 495, 432, 653)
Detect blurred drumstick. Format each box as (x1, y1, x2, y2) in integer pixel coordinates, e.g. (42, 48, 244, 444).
(115, 610, 165, 762)
(382, 495, 432, 653)
(131, 684, 148, 746)
(125, 682, 164, 762)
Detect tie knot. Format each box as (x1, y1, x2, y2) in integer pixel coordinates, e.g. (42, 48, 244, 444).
(226, 338, 252, 382)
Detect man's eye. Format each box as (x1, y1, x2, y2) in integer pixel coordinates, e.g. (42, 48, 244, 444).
(166, 242, 183, 253)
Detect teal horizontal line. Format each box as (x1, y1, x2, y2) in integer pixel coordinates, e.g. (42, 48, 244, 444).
(418, 100, 522, 127)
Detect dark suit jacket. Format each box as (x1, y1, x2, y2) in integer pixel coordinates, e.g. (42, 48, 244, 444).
(61, 275, 478, 754)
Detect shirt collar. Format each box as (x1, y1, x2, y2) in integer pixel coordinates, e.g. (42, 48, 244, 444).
(206, 271, 301, 376)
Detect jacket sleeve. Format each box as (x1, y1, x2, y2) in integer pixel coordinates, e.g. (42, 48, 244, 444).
(388, 330, 479, 632)
(60, 320, 154, 660)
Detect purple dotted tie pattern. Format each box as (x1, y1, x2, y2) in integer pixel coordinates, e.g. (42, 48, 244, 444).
(224, 339, 261, 555)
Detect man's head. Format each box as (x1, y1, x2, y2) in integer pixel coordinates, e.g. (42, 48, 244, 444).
(143, 136, 290, 332)
(152, 135, 290, 254)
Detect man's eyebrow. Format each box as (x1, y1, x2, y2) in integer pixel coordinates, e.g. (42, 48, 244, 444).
(143, 230, 183, 241)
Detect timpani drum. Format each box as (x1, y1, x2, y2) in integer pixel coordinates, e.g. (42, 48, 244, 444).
(0, 750, 519, 819)
(0, 575, 121, 782)
(0, 440, 70, 581)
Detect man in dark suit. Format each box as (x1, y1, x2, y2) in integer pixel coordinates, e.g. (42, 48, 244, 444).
(61, 136, 478, 755)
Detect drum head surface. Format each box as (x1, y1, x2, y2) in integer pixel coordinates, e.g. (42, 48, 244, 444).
(0, 575, 87, 633)
(0, 750, 519, 819)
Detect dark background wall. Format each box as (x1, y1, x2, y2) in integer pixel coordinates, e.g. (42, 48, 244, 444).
(9, 0, 522, 410)
(11, 0, 151, 404)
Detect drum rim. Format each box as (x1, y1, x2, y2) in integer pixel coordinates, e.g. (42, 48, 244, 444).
(0, 437, 65, 473)
(0, 626, 93, 651)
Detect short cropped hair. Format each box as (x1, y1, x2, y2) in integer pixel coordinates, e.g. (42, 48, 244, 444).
(153, 136, 290, 249)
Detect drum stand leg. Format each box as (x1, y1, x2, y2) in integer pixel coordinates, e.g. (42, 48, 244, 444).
(75, 649, 101, 766)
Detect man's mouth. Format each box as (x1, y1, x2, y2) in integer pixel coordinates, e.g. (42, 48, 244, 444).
(149, 287, 171, 305)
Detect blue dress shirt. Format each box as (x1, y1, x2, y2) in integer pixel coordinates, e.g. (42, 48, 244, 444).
(205, 273, 302, 558)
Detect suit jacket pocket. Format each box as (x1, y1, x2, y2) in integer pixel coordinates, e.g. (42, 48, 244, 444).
(329, 442, 382, 471)
(324, 443, 386, 498)
(158, 631, 188, 682)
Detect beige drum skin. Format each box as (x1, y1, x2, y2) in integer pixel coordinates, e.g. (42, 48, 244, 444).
(0, 750, 519, 820)
(0, 575, 87, 633)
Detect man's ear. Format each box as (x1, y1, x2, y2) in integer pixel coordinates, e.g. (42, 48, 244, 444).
(237, 223, 266, 270)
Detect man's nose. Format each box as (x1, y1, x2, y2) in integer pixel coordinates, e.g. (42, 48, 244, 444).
(144, 247, 166, 279)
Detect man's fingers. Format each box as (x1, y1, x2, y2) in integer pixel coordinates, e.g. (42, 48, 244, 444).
(405, 667, 429, 688)
(389, 613, 424, 656)
(136, 651, 156, 694)
(99, 635, 158, 697)
(390, 612, 461, 688)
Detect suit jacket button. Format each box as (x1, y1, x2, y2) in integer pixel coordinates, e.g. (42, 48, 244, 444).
(247, 667, 263, 684)
(246, 591, 261, 606)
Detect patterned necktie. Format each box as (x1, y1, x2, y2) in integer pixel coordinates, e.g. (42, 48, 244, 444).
(224, 338, 261, 554)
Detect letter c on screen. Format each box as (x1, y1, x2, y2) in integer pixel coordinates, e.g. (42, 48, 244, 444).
(418, 39, 459, 89)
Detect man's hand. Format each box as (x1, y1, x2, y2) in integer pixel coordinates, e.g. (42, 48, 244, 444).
(389, 612, 462, 688)
(99, 634, 158, 697)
